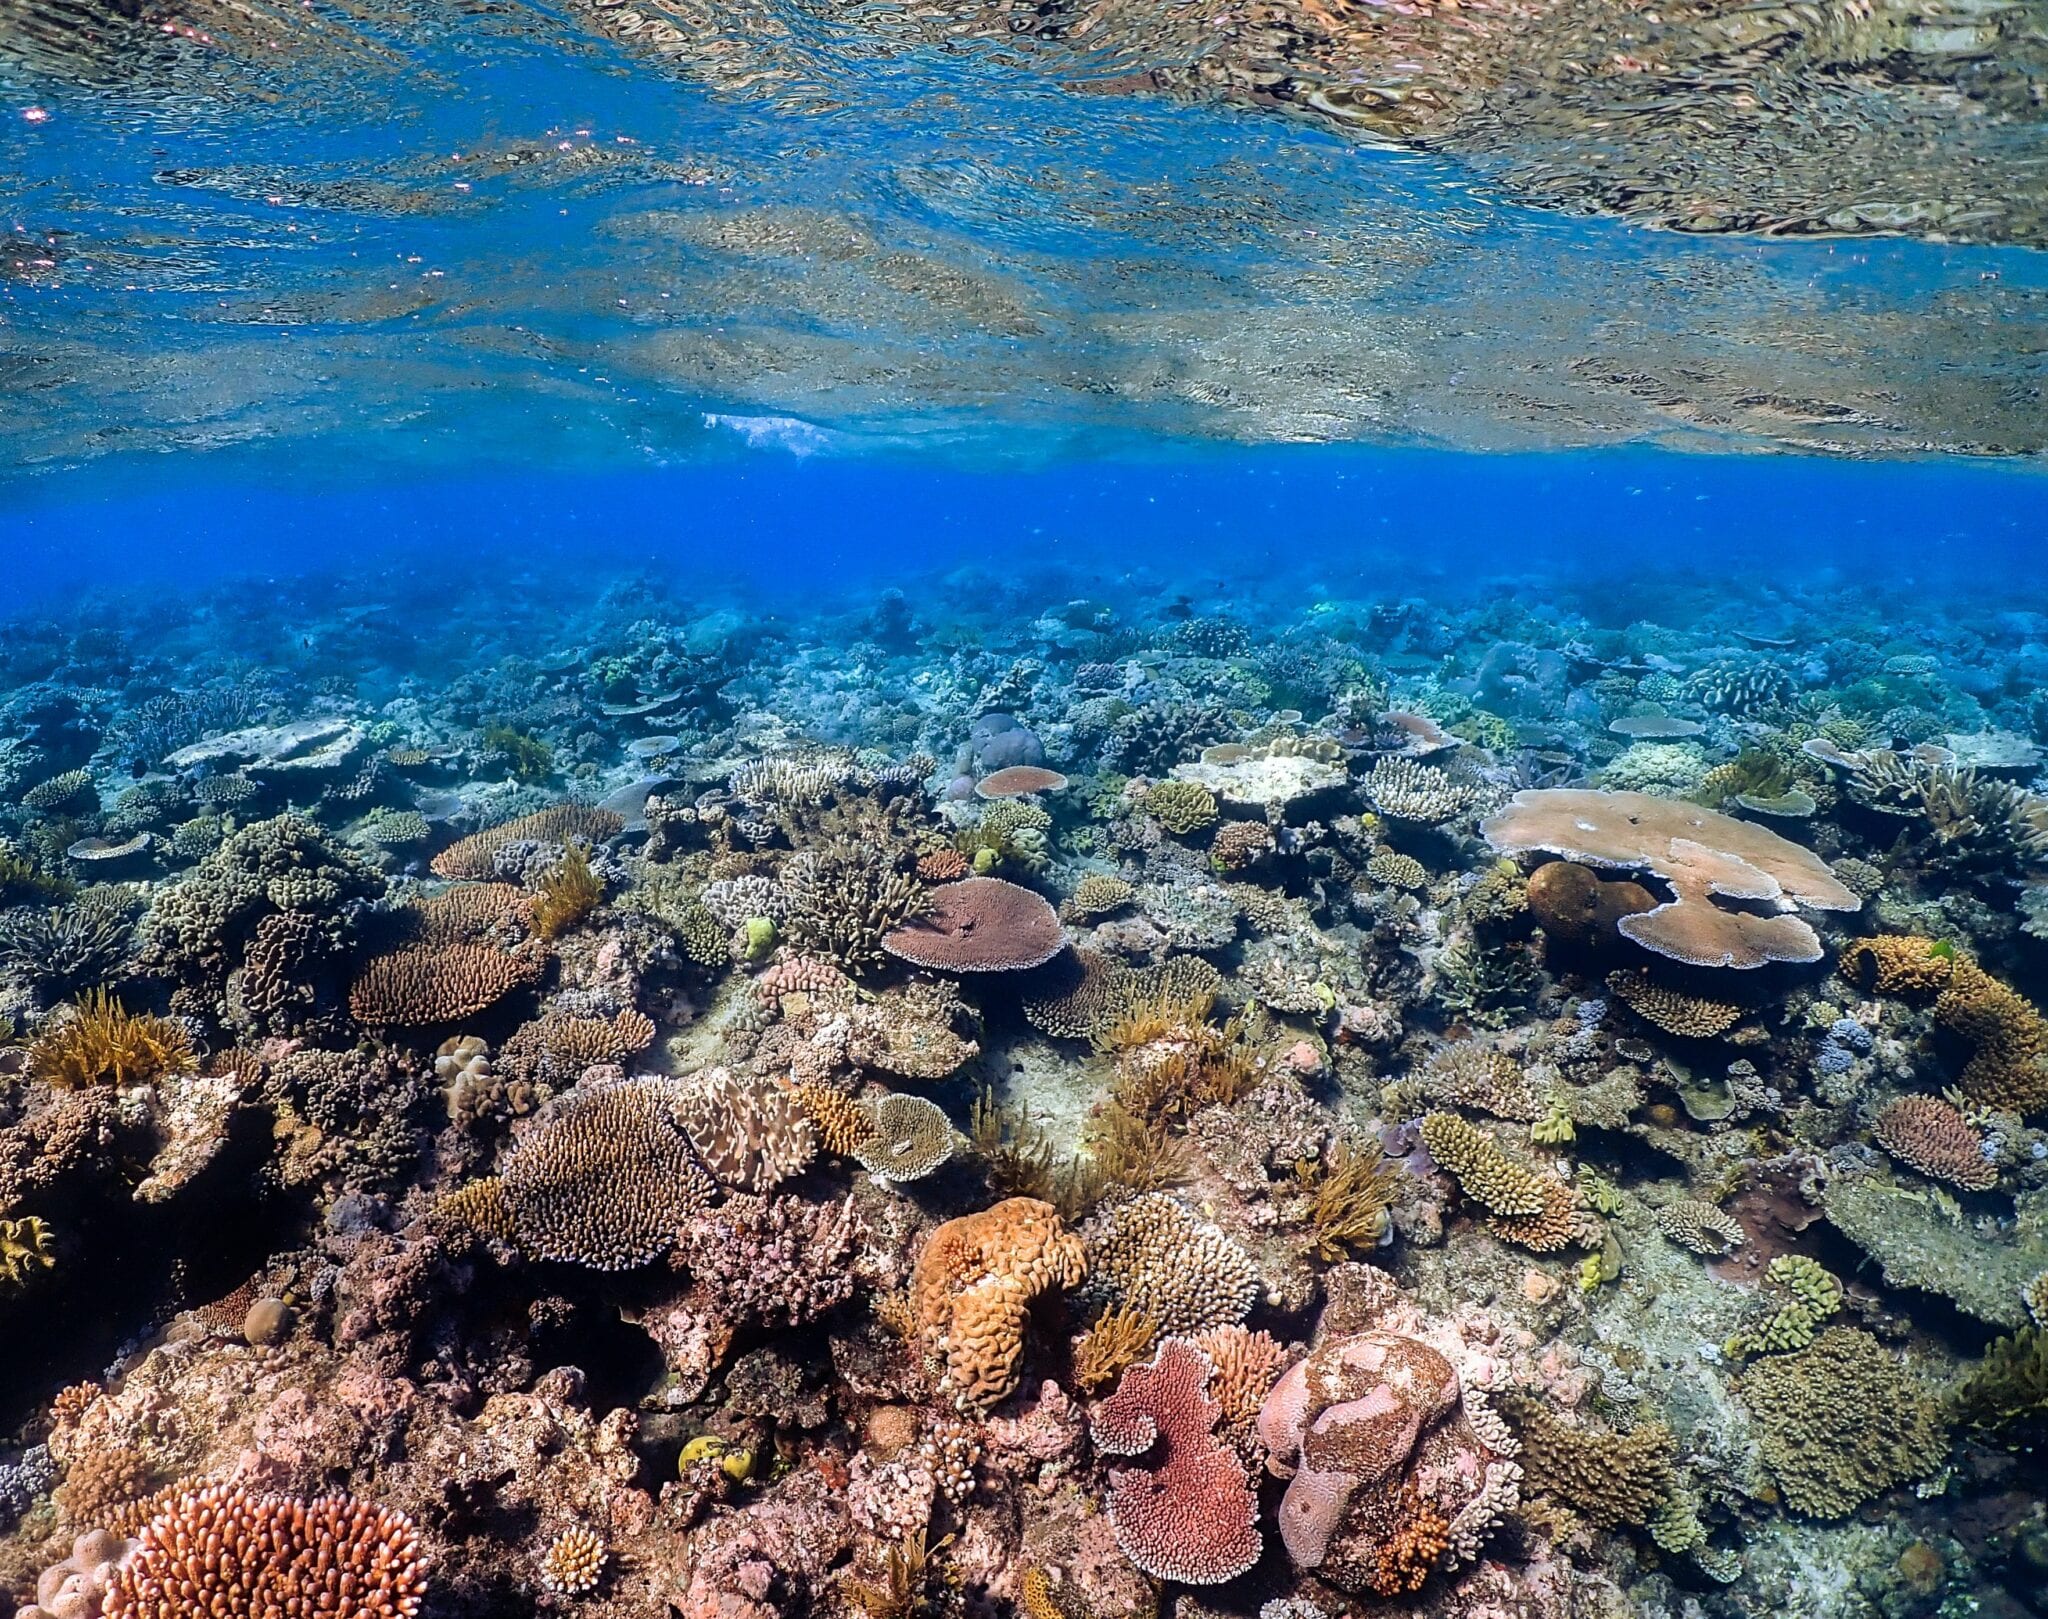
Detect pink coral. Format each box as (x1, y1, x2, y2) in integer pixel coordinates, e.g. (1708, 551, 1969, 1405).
(1872, 1095, 1997, 1191)
(1088, 1338, 1262, 1585)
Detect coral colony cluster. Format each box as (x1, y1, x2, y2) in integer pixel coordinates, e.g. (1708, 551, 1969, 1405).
(0, 565, 2045, 1619)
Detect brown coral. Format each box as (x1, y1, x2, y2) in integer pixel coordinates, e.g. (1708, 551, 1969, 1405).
(57, 1447, 158, 1532)
(675, 1067, 818, 1191)
(539, 1526, 609, 1595)
(915, 847, 972, 883)
(1505, 1398, 1676, 1529)
(794, 1083, 877, 1155)
(29, 991, 196, 1089)
(1846, 939, 2048, 1114)
(1655, 1198, 1746, 1253)
(1607, 967, 1744, 1039)
(1485, 789, 1859, 968)
(498, 1079, 715, 1268)
(1872, 1095, 1998, 1191)
(348, 942, 543, 1026)
(881, 877, 1065, 973)
(409, 882, 535, 946)
(499, 1008, 655, 1086)
(910, 1197, 1087, 1408)
(1085, 1192, 1262, 1336)
(102, 1483, 427, 1619)
(1210, 820, 1276, 872)
(429, 805, 625, 880)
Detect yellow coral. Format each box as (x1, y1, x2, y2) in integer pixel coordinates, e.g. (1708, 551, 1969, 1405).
(532, 842, 604, 940)
(1418, 1112, 1548, 1217)
(1, 1214, 55, 1290)
(30, 991, 196, 1089)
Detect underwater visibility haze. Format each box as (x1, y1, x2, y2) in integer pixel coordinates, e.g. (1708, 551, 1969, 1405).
(3, 0, 2048, 1613)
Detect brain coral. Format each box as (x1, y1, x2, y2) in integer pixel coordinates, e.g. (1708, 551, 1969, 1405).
(1483, 789, 1859, 969)
(1089, 1338, 1262, 1585)
(429, 804, 625, 880)
(498, 1079, 715, 1268)
(911, 1197, 1086, 1409)
(1872, 1095, 1997, 1191)
(1084, 1192, 1262, 1337)
(1736, 1326, 1947, 1517)
(102, 1483, 427, 1619)
(1257, 1330, 1520, 1595)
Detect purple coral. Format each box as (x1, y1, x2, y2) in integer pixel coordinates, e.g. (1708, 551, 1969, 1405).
(682, 1194, 863, 1326)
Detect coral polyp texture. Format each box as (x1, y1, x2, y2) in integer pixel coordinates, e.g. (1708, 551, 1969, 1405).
(102, 1484, 427, 1619)
(1089, 1337, 1263, 1585)
(3, 565, 2045, 1619)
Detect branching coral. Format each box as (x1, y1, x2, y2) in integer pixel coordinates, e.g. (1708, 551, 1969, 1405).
(1607, 967, 1744, 1039)
(1294, 1140, 1403, 1260)
(1074, 1303, 1160, 1393)
(0, 893, 136, 1000)
(783, 842, 929, 975)
(348, 941, 544, 1026)
(1846, 938, 2048, 1115)
(29, 990, 196, 1088)
(102, 1483, 427, 1619)
(531, 841, 604, 939)
(1141, 781, 1219, 837)
(1084, 1192, 1261, 1337)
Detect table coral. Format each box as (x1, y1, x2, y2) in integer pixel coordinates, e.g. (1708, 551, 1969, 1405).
(1089, 1337, 1262, 1585)
(430, 804, 625, 880)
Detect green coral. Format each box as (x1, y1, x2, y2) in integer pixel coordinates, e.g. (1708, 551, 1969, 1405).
(0, 1215, 54, 1291)
(1434, 937, 1536, 1028)
(1950, 1326, 2048, 1450)
(1737, 1326, 1947, 1517)
(1531, 1098, 1576, 1145)
(1725, 1258, 1845, 1358)
(0, 848, 75, 905)
(742, 916, 777, 962)
(955, 799, 1052, 874)
(481, 723, 553, 782)
(1143, 781, 1219, 837)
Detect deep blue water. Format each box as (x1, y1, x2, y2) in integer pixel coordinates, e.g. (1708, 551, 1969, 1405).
(6, 448, 2046, 618)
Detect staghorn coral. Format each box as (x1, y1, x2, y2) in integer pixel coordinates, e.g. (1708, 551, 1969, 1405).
(1484, 789, 1859, 969)
(430, 805, 625, 880)
(29, 990, 195, 1088)
(1846, 938, 2048, 1114)
(1606, 967, 1744, 1039)
(1737, 1327, 1947, 1517)
(1503, 1398, 1675, 1529)
(783, 842, 929, 975)
(539, 1526, 609, 1596)
(1142, 781, 1219, 837)
(1084, 1192, 1261, 1337)
(102, 1483, 427, 1619)
(910, 1197, 1086, 1408)
(348, 940, 544, 1026)
(852, 1092, 956, 1183)
(496, 1079, 715, 1268)
(1872, 1094, 1997, 1190)
(1089, 1337, 1263, 1585)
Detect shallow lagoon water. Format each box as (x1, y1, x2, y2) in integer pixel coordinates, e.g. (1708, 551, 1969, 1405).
(2, 0, 2046, 1616)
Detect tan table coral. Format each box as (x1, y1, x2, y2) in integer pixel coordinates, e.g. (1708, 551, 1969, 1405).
(1483, 788, 1859, 969)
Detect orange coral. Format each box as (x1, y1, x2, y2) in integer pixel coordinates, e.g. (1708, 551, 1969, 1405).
(1366, 1482, 1450, 1597)
(1873, 1095, 1997, 1190)
(910, 1197, 1086, 1408)
(1847, 939, 2048, 1115)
